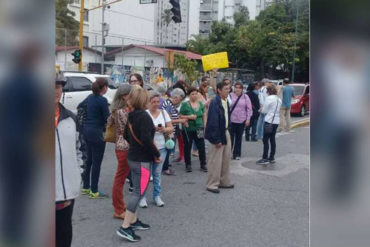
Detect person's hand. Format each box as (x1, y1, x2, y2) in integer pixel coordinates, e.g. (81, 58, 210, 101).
(191, 114, 197, 120)
(245, 120, 250, 127)
(216, 143, 222, 148)
(212, 68, 218, 75)
(154, 157, 162, 164)
(184, 122, 189, 128)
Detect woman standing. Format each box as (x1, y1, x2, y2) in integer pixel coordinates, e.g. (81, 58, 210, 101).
(142, 91, 173, 207)
(245, 82, 261, 142)
(229, 82, 252, 160)
(256, 85, 282, 165)
(180, 87, 207, 172)
(82, 78, 110, 198)
(109, 84, 132, 219)
(116, 86, 161, 242)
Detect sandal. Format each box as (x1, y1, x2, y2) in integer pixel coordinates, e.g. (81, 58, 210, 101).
(163, 169, 175, 176)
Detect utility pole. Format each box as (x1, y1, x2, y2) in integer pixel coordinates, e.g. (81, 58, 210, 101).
(78, 0, 85, 71)
(101, 0, 106, 74)
(291, 0, 299, 83)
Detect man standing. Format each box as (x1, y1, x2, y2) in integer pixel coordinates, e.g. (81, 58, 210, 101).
(205, 81, 234, 193)
(280, 78, 295, 131)
(256, 78, 272, 140)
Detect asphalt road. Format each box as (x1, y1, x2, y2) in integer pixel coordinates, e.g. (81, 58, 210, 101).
(72, 125, 309, 247)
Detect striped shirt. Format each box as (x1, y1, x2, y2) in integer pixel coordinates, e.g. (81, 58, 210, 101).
(161, 99, 179, 135)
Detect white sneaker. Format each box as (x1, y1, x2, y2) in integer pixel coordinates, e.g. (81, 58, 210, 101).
(150, 175, 153, 182)
(154, 196, 165, 207)
(139, 197, 148, 208)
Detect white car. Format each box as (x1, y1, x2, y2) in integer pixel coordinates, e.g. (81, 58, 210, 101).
(61, 72, 118, 113)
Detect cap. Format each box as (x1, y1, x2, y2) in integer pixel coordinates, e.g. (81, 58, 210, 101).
(56, 72, 67, 87)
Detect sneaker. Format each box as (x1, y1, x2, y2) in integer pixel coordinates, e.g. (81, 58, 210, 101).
(200, 165, 208, 172)
(154, 196, 165, 207)
(89, 191, 107, 199)
(269, 159, 276, 164)
(150, 175, 153, 182)
(81, 188, 90, 195)
(186, 165, 192, 172)
(251, 137, 258, 142)
(116, 226, 141, 242)
(139, 197, 148, 208)
(131, 219, 150, 231)
(235, 157, 241, 160)
(128, 187, 133, 193)
(256, 159, 269, 165)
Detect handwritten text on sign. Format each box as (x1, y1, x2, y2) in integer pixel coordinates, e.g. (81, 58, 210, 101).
(201, 52, 229, 71)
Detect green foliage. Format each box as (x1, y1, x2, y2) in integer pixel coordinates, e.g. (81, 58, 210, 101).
(173, 54, 200, 86)
(185, 0, 309, 81)
(56, 0, 80, 46)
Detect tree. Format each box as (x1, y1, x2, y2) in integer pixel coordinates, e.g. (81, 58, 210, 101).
(186, 34, 210, 55)
(233, 6, 249, 27)
(173, 54, 200, 86)
(56, 0, 80, 46)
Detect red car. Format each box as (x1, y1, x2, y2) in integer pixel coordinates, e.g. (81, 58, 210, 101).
(290, 83, 310, 117)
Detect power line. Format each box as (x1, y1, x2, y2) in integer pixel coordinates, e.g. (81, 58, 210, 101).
(106, 9, 154, 22)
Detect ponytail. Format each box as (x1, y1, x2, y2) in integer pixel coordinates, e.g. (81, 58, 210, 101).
(92, 78, 108, 95)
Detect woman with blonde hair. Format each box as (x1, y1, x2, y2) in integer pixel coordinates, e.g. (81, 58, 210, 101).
(116, 86, 161, 242)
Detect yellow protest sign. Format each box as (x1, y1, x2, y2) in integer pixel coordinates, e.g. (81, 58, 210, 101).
(201, 52, 229, 71)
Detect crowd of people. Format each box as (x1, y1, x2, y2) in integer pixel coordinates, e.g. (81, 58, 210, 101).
(55, 71, 298, 245)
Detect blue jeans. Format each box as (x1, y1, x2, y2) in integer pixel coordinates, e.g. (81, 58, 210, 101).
(151, 148, 167, 198)
(256, 114, 266, 140)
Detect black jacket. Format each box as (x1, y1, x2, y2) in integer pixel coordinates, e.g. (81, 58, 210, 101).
(205, 95, 230, 145)
(246, 91, 260, 119)
(124, 110, 160, 162)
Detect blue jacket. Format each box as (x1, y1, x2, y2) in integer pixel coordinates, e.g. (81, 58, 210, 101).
(205, 95, 230, 145)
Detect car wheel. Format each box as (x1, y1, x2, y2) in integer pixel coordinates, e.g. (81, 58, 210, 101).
(300, 105, 306, 117)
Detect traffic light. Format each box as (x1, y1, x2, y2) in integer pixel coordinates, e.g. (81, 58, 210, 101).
(169, 0, 181, 23)
(71, 49, 81, 64)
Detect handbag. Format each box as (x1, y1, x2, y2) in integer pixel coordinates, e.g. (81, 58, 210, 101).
(160, 110, 175, 149)
(187, 102, 204, 139)
(264, 99, 279, 134)
(104, 116, 116, 143)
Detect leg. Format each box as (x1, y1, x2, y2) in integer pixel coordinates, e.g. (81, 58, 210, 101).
(55, 200, 75, 247)
(206, 143, 224, 189)
(229, 123, 236, 155)
(112, 150, 130, 215)
(220, 131, 232, 186)
(234, 123, 244, 158)
(269, 124, 279, 160)
(90, 140, 106, 193)
(262, 124, 270, 159)
(178, 132, 184, 159)
(194, 136, 206, 167)
(279, 108, 286, 131)
(82, 139, 92, 190)
(257, 114, 265, 139)
(251, 117, 258, 140)
(182, 130, 193, 168)
(152, 149, 167, 199)
(286, 107, 292, 131)
(245, 125, 250, 141)
(162, 149, 170, 171)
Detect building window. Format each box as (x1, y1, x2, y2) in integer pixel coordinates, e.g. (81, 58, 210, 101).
(83, 36, 89, 47)
(84, 9, 88, 22)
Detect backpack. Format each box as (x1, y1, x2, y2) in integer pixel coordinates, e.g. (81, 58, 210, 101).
(76, 95, 90, 132)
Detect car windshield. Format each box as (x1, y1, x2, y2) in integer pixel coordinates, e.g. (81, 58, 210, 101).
(291, 85, 304, 96)
(96, 77, 118, 89)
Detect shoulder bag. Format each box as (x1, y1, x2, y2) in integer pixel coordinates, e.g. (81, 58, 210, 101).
(264, 99, 279, 134)
(104, 115, 116, 143)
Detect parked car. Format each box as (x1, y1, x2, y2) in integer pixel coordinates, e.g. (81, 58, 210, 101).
(61, 72, 118, 112)
(290, 83, 310, 117)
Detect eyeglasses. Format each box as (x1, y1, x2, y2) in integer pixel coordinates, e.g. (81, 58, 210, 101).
(130, 79, 138, 83)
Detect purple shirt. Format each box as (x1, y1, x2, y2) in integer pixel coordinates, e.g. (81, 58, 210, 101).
(230, 93, 253, 123)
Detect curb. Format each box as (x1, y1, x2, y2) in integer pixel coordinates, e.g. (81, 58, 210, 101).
(291, 118, 310, 129)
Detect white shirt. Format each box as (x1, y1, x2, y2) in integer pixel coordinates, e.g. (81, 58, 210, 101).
(258, 86, 268, 106)
(146, 109, 171, 149)
(261, 95, 282, 124)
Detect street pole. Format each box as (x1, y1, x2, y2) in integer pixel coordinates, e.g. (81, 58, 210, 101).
(79, 0, 85, 72)
(64, 28, 67, 71)
(291, 0, 299, 83)
(101, 1, 106, 74)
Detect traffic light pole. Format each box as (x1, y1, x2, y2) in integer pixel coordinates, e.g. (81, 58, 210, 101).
(78, 0, 85, 72)
(101, 2, 105, 74)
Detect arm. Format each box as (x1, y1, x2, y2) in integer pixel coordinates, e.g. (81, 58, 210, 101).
(101, 97, 110, 123)
(140, 116, 160, 158)
(211, 68, 218, 94)
(206, 100, 221, 144)
(75, 130, 83, 174)
(245, 95, 253, 122)
(261, 97, 271, 115)
(179, 102, 196, 120)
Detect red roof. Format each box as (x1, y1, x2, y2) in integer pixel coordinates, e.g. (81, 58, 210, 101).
(55, 46, 102, 55)
(106, 44, 201, 60)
